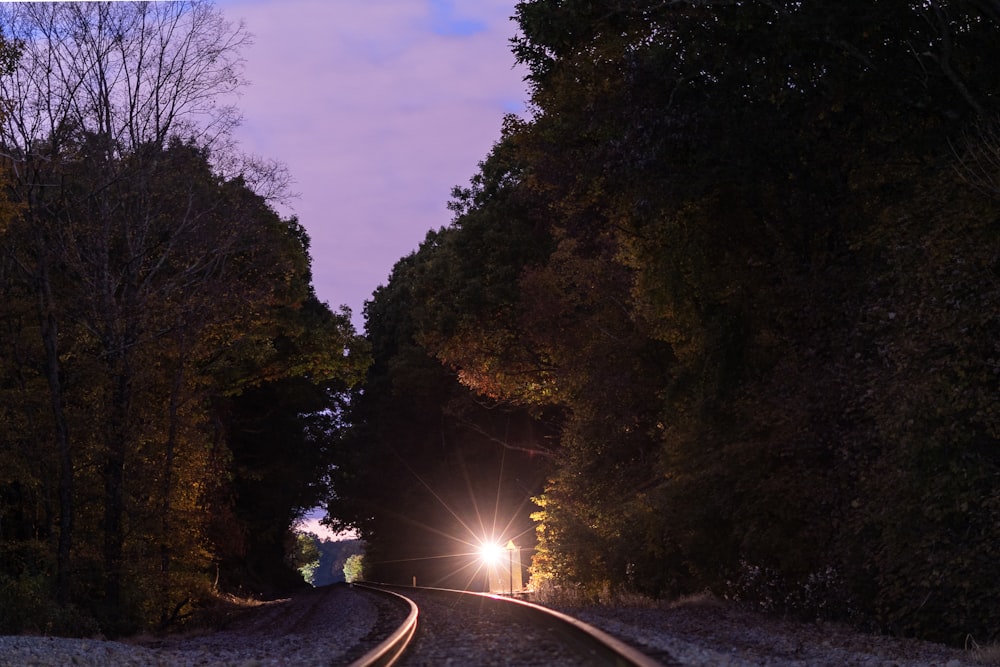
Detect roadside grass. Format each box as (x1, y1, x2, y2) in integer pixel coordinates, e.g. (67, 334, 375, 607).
(127, 590, 269, 645)
(530, 580, 658, 608)
(966, 635, 1000, 665)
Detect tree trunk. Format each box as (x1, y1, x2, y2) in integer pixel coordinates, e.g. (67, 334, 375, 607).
(102, 348, 131, 624)
(158, 362, 185, 626)
(37, 261, 73, 604)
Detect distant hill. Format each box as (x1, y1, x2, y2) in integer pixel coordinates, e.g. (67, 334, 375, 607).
(313, 539, 365, 586)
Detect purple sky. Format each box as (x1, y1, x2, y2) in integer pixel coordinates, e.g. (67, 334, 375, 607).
(215, 0, 529, 331)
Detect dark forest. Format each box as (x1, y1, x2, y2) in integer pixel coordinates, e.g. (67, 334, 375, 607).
(0, 2, 367, 636)
(2, 0, 1000, 647)
(329, 0, 1000, 646)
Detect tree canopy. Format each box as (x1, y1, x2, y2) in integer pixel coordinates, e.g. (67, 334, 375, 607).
(332, 0, 1000, 645)
(0, 1, 366, 636)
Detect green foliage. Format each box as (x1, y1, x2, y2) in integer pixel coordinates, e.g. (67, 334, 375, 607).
(343, 554, 365, 584)
(311, 538, 364, 586)
(287, 533, 322, 585)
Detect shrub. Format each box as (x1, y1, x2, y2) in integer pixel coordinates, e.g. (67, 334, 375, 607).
(343, 554, 365, 583)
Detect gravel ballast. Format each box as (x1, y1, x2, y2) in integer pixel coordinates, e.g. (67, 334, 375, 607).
(2, 586, 997, 666)
(0, 585, 380, 667)
(557, 594, 996, 667)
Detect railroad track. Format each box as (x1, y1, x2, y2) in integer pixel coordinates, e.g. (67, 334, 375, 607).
(349, 583, 674, 667)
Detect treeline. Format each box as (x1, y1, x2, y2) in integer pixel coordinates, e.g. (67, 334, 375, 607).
(0, 2, 366, 636)
(332, 0, 1000, 644)
(286, 534, 364, 587)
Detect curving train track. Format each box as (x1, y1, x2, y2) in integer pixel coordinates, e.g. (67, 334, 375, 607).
(350, 583, 673, 667)
(1, 582, 977, 665)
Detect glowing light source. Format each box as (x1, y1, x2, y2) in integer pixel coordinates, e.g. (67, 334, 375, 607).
(479, 541, 505, 567)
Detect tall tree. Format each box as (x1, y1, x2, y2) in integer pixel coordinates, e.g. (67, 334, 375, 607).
(0, 1, 367, 634)
(358, 0, 1000, 641)
(0, 1, 248, 621)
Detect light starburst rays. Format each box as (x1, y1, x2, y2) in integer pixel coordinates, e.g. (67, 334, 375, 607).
(372, 444, 538, 590)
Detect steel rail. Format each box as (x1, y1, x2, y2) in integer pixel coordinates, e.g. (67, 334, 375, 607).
(348, 583, 419, 667)
(358, 583, 667, 667)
